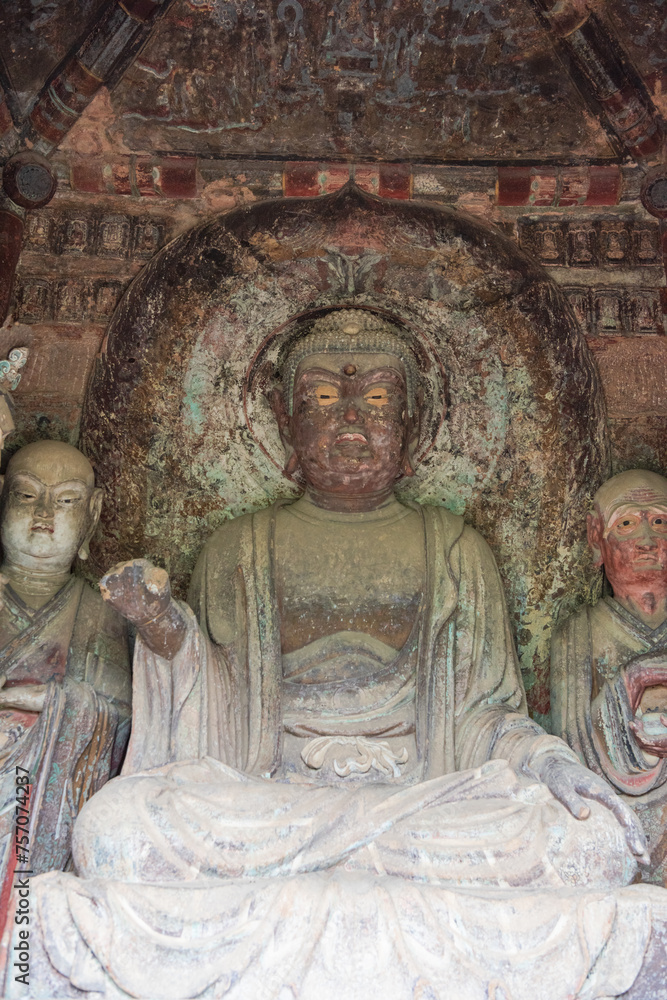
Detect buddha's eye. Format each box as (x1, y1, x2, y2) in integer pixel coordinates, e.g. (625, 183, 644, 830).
(651, 515, 667, 531)
(58, 496, 81, 506)
(312, 384, 340, 406)
(363, 387, 390, 407)
(13, 491, 36, 501)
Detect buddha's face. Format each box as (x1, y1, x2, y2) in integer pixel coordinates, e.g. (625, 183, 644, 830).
(589, 503, 667, 591)
(1, 443, 101, 574)
(285, 352, 415, 497)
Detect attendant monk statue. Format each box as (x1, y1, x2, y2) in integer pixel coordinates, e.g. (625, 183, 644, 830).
(15, 312, 666, 1000)
(0, 441, 131, 900)
(552, 469, 667, 884)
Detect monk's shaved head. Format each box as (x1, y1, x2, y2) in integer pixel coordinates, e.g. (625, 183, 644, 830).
(5, 440, 95, 489)
(594, 469, 667, 526)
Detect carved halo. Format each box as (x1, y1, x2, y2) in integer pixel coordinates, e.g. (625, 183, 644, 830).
(80, 183, 609, 718)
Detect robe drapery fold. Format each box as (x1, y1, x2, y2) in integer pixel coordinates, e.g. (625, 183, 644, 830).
(551, 598, 667, 884)
(0, 579, 130, 886)
(551, 599, 667, 800)
(125, 502, 575, 780)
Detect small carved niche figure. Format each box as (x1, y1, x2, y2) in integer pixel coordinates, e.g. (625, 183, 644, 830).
(0, 347, 29, 456)
(551, 469, 667, 883)
(0, 442, 131, 896)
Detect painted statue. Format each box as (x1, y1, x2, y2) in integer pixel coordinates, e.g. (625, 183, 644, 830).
(552, 469, 667, 884)
(0, 347, 28, 456)
(0, 442, 131, 905)
(13, 313, 667, 1000)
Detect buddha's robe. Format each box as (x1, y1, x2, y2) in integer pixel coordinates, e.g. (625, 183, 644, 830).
(123, 502, 576, 779)
(13, 502, 663, 1000)
(0, 577, 130, 900)
(552, 596, 667, 883)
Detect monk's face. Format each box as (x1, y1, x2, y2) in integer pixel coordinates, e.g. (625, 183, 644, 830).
(1, 445, 100, 574)
(288, 353, 415, 497)
(590, 504, 667, 591)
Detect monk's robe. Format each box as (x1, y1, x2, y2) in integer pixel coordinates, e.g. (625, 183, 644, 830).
(552, 596, 667, 883)
(0, 577, 130, 894)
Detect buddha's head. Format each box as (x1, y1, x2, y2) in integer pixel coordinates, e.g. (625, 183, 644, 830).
(272, 310, 420, 504)
(587, 469, 667, 592)
(1, 441, 102, 575)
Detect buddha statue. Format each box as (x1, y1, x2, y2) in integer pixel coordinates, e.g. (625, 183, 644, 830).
(15, 313, 667, 1000)
(0, 441, 131, 897)
(552, 469, 667, 884)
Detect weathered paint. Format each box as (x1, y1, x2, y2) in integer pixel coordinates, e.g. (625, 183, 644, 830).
(80, 182, 610, 719)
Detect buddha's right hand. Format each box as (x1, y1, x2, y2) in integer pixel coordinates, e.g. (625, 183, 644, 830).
(100, 559, 187, 660)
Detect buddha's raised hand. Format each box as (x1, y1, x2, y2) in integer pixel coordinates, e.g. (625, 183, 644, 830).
(101, 559, 187, 659)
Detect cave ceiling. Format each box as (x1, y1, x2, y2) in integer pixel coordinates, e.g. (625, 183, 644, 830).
(0, 0, 110, 116)
(1, 0, 665, 163)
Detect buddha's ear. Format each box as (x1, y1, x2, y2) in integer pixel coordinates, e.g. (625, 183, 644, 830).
(401, 410, 420, 479)
(268, 387, 299, 477)
(79, 488, 103, 562)
(587, 511, 604, 567)
(268, 387, 291, 441)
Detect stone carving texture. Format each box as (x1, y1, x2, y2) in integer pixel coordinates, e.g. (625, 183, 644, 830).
(22, 209, 168, 260)
(110, 0, 615, 159)
(564, 287, 665, 337)
(80, 184, 609, 716)
(518, 218, 661, 269)
(15, 278, 126, 325)
(590, 340, 667, 417)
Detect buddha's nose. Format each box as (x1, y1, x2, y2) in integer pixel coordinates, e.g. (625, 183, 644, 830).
(343, 404, 361, 423)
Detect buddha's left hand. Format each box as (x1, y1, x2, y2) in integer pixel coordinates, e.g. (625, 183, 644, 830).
(533, 753, 649, 863)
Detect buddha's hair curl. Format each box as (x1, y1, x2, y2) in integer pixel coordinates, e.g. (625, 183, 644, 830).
(280, 309, 419, 415)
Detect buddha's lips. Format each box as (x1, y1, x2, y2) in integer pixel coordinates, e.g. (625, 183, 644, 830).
(335, 432, 367, 444)
(31, 523, 54, 534)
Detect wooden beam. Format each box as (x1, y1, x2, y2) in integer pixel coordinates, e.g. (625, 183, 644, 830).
(0, 0, 175, 325)
(24, 0, 175, 156)
(528, 0, 665, 162)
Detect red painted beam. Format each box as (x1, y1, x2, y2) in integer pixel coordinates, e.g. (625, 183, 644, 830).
(0, 197, 24, 325)
(497, 165, 621, 207)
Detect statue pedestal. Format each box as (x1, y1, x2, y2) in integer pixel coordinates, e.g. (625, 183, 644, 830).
(10, 871, 667, 1000)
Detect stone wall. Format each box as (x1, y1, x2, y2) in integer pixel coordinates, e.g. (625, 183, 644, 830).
(3, 149, 665, 477)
